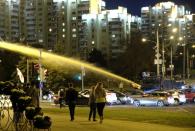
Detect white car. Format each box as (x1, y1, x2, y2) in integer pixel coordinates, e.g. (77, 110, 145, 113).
(167, 90, 186, 104)
(79, 89, 119, 105)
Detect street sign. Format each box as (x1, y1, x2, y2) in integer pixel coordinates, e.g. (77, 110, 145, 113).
(154, 59, 162, 64)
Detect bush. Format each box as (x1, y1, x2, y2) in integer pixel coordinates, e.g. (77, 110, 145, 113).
(33, 115, 52, 129)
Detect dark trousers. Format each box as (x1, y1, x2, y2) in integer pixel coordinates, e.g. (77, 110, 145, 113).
(96, 102, 105, 118)
(68, 102, 76, 121)
(59, 98, 64, 108)
(89, 103, 96, 120)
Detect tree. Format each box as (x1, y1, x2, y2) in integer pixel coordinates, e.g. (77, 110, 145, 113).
(0, 50, 21, 81)
(110, 31, 155, 81)
(88, 48, 107, 68)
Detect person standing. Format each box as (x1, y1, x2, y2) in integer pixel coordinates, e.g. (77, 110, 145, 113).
(88, 86, 96, 121)
(65, 83, 78, 121)
(58, 89, 65, 108)
(94, 82, 106, 124)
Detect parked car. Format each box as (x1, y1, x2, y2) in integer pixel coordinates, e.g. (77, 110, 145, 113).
(133, 91, 175, 107)
(184, 88, 195, 103)
(166, 89, 186, 104)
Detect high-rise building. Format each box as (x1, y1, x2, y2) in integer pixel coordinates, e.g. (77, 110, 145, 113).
(23, 0, 57, 49)
(54, 0, 105, 57)
(141, 2, 188, 40)
(0, 0, 19, 42)
(81, 6, 132, 63)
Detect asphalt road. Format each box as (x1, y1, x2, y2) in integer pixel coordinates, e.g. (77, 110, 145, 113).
(41, 101, 195, 114)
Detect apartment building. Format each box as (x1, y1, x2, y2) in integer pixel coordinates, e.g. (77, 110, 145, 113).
(54, 0, 105, 57)
(81, 6, 132, 63)
(23, 0, 57, 49)
(0, 0, 19, 42)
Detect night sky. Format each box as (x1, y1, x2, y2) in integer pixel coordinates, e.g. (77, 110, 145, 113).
(105, 0, 195, 16)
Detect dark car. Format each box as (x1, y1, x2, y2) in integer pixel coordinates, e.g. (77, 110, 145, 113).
(53, 93, 89, 105)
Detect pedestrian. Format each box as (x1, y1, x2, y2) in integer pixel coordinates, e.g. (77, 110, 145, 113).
(58, 89, 65, 108)
(65, 83, 78, 121)
(94, 82, 106, 124)
(88, 86, 97, 121)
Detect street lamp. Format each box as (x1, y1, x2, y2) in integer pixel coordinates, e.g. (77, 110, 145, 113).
(142, 29, 161, 78)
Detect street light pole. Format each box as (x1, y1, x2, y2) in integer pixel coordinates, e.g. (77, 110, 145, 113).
(39, 49, 43, 102)
(187, 48, 190, 79)
(156, 28, 160, 77)
(162, 40, 165, 78)
(183, 44, 186, 79)
(170, 45, 173, 80)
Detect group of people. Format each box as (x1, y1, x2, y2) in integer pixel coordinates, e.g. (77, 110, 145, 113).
(59, 82, 106, 124)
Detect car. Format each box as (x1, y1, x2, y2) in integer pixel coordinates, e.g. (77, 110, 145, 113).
(53, 93, 89, 105)
(184, 88, 195, 103)
(166, 89, 186, 105)
(79, 89, 119, 105)
(132, 91, 175, 107)
(108, 90, 133, 104)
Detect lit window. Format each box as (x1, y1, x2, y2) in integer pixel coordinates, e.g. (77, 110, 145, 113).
(62, 23, 65, 26)
(62, 34, 65, 38)
(49, 28, 52, 32)
(72, 17, 76, 20)
(72, 34, 76, 37)
(62, 6, 64, 9)
(72, 28, 76, 32)
(63, 29, 65, 32)
(92, 41, 95, 44)
(39, 39, 43, 43)
(112, 34, 115, 38)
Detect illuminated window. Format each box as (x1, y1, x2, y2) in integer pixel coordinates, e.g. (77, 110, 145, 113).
(49, 28, 52, 32)
(72, 17, 76, 20)
(112, 34, 115, 38)
(62, 6, 64, 9)
(63, 29, 65, 32)
(62, 23, 65, 26)
(72, 34, 76, 37)
(62, 34, 65, 38)
(92, 41, 95, 44)
(72, 28, 76, 32)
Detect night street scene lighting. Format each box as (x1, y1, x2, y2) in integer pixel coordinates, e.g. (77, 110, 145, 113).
(0, 0, 195, 131)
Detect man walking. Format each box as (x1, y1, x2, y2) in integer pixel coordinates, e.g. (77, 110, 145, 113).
(65, 83, 78, 121)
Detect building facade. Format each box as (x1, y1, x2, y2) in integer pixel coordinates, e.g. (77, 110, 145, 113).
(0, 0, 19, 42)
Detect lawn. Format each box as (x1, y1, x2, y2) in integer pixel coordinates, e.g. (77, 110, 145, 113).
(42, 106, 195, 131)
